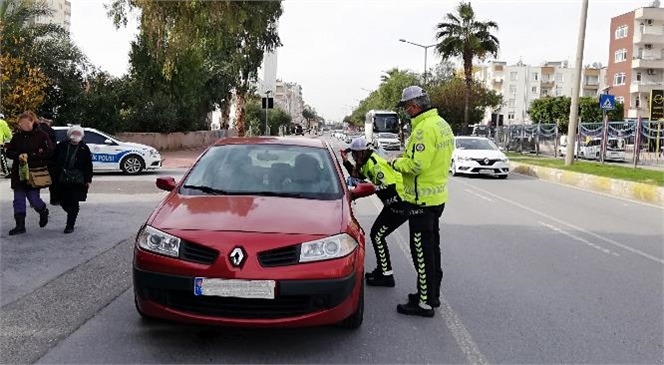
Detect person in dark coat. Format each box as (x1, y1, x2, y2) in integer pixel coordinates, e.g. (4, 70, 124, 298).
(52, 125, 93, 233)
(6, 111, 54, 236)
(37, 113, 59, 205)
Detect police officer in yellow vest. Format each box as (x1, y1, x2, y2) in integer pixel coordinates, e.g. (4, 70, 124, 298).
(390, 86, 455, 317)
(342, 136, 408, 288)
(0, 113, 13, 176)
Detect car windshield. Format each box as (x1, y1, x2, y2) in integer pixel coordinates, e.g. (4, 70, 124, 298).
(181, 144, 343, 200)
(607, 139, 624, 150)
(378, 133, 398, 139)
(456, 138, 497, 151)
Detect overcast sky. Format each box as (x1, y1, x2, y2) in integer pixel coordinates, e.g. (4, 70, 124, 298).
(70, 0, 642, 122)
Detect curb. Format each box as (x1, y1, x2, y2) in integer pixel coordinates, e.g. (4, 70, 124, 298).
(510, 162, 664, 206)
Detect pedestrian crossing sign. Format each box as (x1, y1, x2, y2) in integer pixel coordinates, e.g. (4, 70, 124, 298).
(599, 94, 615, 111)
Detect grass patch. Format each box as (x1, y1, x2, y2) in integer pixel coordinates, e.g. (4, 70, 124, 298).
(513, 157, 664, 186)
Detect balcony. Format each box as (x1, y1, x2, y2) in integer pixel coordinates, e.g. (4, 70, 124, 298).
(540, 80, 554, 88)
(634, 29, 664, 45)
(630, 80, 664, 93)
(635, 8, 664, 22)
(632, 56, 664, 69)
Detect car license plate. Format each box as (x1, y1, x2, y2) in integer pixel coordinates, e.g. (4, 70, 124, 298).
(479, 169, 494, 174)
(194, 277, 276, 299)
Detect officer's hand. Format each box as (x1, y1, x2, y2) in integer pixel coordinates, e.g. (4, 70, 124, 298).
(340, 149, 349, 161)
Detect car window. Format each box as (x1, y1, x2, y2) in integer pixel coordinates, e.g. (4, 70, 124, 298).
(83, 132, 108, 145)
(181, 144, 343, 200)
(54, 130, 67, 143)
(455, 138, 497, 151)
(378, 133, 397, 139)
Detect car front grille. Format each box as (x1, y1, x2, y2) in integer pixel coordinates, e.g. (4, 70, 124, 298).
(150, 289, 331, 319)
(258, 246, 300, 267)
(179, 241, 219, 265)
(472, 158, 500, 166)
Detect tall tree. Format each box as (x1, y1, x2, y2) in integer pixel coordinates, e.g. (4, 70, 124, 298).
(435, 2, 499, 135)
(1, 0, 88, 122)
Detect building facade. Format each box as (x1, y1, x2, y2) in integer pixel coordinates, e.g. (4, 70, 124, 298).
(607, 5, 664, 119)
(34, 0, 71, 32)
(475, 61, 606, 125)
(275, 81, 305, 126)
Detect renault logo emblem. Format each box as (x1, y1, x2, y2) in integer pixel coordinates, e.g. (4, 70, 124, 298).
(229, 247, 246, 268)
(484, 158, 490, 165)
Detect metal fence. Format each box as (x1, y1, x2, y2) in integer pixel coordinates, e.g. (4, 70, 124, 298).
(492, 121, 664, 168)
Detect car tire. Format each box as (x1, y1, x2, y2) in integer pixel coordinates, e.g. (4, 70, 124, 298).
(121, 155, 145, 175)
(451, 161, 459, 176)
(338, 281, 364, 330)
(498, 174, 508, 180)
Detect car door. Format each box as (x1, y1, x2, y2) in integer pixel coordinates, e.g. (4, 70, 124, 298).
(84, 131, 121, 171)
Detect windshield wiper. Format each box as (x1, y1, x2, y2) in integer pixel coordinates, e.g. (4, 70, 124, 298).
(251, 191, 306, 198)
(182, 184, 230, 195)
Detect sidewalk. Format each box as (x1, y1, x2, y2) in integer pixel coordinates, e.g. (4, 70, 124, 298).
(161, 147, 207, 168)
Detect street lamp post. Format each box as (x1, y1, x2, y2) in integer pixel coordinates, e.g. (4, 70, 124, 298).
(399, 39, 437, 85)
(264, 90, 271, 136)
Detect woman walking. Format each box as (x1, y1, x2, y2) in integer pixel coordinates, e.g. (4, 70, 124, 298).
(53, 125, 93, 233)
(6, 111, 54, 236)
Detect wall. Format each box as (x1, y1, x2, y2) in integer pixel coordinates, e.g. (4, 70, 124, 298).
(116, 130, 237, 151)
(608, 10, 636, 116)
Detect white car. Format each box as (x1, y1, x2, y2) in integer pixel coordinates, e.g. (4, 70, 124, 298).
(375, 132, 401, 150)
(451, 136, 509, 178)
(53, 127, 162, 174)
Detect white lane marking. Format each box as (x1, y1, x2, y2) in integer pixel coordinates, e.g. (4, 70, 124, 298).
(464, 189, 495, 203)
(539, 222, 620, 257)
(454, 179, 664, 266)
(508, 172, 664, 210)
(368, 196, 490, 365)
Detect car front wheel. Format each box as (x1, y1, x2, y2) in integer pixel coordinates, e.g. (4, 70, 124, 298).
(338, 281, 364, 330)
(121, 155, 145, 175)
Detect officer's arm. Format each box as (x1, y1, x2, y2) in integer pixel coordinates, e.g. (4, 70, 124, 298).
(392, 132, 436, 175)
(342, 160, 355, 176)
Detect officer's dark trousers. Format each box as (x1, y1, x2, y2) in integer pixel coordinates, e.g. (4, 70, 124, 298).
(370, 202, 409, 275)
(407, 203, 445, 306)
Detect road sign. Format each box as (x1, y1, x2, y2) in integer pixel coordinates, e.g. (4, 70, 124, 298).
(599, 94, 615, 111)
(650, 89, 664, 121)
(261, 97, 274, 109)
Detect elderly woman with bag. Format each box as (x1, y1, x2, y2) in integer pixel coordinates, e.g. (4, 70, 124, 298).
(53, 125, 93, 233)
(6, 111, 54, 236)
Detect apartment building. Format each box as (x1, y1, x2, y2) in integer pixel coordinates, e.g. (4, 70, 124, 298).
(33, 0, 71, 32)
(607, 4, 664, 119)
(474, 61, 606, 125)
(275, 81, 305, 126)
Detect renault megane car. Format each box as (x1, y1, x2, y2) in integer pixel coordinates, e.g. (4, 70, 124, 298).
(133, 137, 375, 329)
(451, 136, 510, 178)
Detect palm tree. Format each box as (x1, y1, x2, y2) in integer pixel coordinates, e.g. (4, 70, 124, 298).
(435, 2, 499, 135)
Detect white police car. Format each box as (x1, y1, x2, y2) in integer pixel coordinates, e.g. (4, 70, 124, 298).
(53, 127, 162, 174)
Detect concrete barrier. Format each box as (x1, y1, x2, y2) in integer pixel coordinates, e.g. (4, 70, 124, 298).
(511, 162, 664, 206)
(115, 130, 237, 151)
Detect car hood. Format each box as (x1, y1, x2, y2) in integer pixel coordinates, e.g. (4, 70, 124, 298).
(151, 194, 343, 235)
(454, 149, 506, 159)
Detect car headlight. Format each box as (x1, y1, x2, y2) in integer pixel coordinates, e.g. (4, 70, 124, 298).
(457, 156, 472, 161)
(500, 157, 509, 162)
(137, 226, 181, 257)
(299, 233, 358, 263)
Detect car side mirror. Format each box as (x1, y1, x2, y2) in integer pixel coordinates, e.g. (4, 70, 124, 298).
(104, 139, 114, 145)
(350, 182, 376, 201)
(156, 176, 176, 192)
(499, 146, 505, 151)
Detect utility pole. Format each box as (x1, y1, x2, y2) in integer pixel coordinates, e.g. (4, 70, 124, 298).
(565, 0, 589, 166)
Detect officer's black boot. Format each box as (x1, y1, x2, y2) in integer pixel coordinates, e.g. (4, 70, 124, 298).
(9, 214, 26, 236)
(366, 272, 395, 287)
(397, 300, 435, 317)
(37, 207, 49, 228)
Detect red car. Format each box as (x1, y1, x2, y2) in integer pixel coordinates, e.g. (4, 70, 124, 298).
(133, 137, 375, 329)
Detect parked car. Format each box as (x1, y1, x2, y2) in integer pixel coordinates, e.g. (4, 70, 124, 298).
(133, 137, 375, 329)
(53, 126, 162, 174)
(375, 132, 401, 150)
(451, 136, 510, 178)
